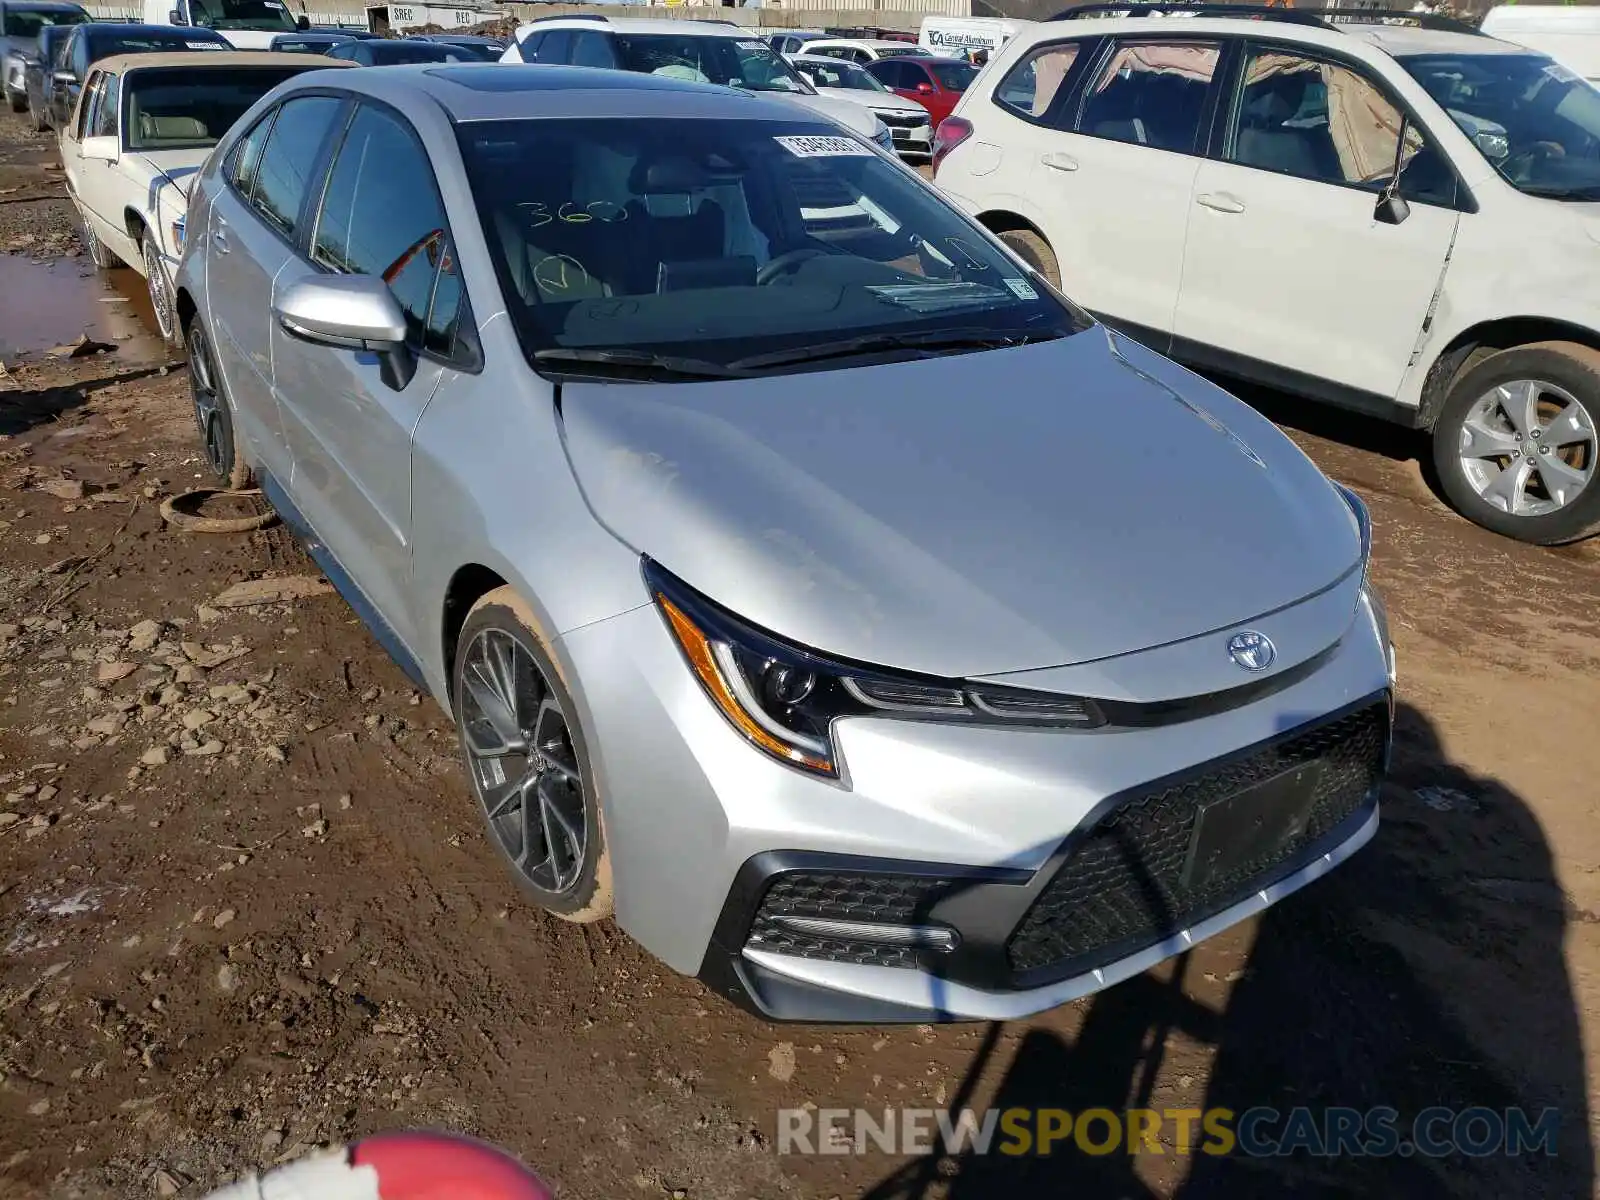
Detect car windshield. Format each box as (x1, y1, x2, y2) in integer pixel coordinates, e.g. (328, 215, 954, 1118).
(188, 0, 297, 33)
(370, 41, 470, 63)
(1398, 51, 1600, 200)
(428, 40, 499, 61)
(930, 60, 977, 91)
(795, 58, 887, 92)
(611, 34, 813, 95)
(91, 31, 227, 59)
(458, 116, 1086, 377)
(124, 65, 306, 149)
(873, 46, 923, 58)
(3, 7, 86, 37)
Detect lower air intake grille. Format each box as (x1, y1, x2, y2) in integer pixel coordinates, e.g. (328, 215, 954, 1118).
(746, 871, 953, 970)
(1006, 703, 1387, 980)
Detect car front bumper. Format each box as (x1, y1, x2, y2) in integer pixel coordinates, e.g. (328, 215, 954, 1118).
(558, 589, 1392, 1023)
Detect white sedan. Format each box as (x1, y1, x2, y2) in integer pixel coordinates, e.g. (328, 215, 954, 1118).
(59, 50, 352, 344)
(790, 53, 933, 158)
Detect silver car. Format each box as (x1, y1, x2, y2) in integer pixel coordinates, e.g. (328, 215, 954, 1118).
(175, 63, 1395, 1023)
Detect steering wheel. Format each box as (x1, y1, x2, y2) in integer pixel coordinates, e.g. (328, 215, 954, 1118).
(757, 247, 829, 285)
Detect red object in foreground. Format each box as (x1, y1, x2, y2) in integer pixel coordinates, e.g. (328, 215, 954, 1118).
(199, 1131, 554, 1200)
(353, 1132, 554, 1200)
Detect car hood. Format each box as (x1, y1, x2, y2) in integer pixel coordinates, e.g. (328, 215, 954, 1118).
(789, 90, 881, 138)
(133, 149, 206, 197)
(813, 85, 928, 117)
(559, 327, 1362, 678)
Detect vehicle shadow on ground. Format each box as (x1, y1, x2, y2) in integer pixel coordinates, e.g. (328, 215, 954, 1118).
(1218, 374, 1425, 466)
(0, 364, 166, 437)
(862, 702, 1590, 1199)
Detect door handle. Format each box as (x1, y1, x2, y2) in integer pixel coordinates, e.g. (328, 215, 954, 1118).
(1195, 192, 1246, 214)
(1040, 152, 1078, 172)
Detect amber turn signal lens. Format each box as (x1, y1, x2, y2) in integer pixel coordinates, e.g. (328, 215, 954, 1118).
(657, 593, 835, 776)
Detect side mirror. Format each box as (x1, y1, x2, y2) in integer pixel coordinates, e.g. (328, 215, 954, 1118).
(916, 81, 934, 94)
(274, 274, 416, 390)
(168, 8, 182, 22)
(1375, 191, 1410, 226)
(297, 15, 310, 30)
(80, 135, 118, 162)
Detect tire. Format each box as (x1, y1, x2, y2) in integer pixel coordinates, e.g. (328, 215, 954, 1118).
(80, 217, 121, 270)
(141, 228, 182, 349)
(1431, 340, 1600, 545)
(997, 227, 1060, 290)
(187, 317, 254, 491)
(453, 587, 613, 923)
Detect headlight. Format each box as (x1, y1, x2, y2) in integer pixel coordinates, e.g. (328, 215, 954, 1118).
(871, 122, 894, 152)
(1334, 481, 1372, 588)
(647, 561, 1106, 780)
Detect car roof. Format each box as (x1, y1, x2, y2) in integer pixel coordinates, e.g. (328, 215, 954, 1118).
(304, 62, 829, 124)
(92, 49, 357, 72)
(1024, 13, 1510, 60)
(83, 22, 225, 38)
(792, 53, 866, 66)
(1014, 14, 1516, 61)
(515, 17, 747, 38)
(809, 38, 909, 48)
(8, 1, 87, 10)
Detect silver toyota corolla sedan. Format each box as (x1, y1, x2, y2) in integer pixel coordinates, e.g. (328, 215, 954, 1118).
(174, 63, 1395, 1023)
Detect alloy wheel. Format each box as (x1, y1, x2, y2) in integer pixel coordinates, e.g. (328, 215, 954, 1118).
(459, 627, 588, 895)
(1457, 378, 1596, 518)
(143, 236, 175, 343)
(188, 329, 227, 477)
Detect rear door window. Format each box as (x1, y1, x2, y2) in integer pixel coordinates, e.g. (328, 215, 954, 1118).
(247, 94, 343, 237)
(1077, 39, 1221, 155)
(569, 30, 614, 68)
(536, 29, 573, 63)
(995, 41, 1084, 120)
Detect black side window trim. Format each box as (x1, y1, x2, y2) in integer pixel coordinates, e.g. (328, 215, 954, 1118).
(1207, 35, 1476, 214)
(1069, 33, 1228, 158)
(303, 95, 481, 375)
(221, 90, 352, 252)
(989, 35, 1103, 131)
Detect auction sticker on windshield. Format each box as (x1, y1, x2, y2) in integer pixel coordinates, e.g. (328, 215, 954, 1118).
(1003, 277, 1038, 300)
(187, 41, 225, 47)
(775, 135, 875, 158)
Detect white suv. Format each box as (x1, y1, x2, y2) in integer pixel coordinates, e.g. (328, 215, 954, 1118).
(934, 4, 1600, 544)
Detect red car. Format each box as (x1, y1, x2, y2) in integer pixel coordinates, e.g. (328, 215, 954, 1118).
(865, 55, 979, 127)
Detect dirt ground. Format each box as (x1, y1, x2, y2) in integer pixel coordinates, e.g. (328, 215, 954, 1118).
(2, 108, 1600, 1200)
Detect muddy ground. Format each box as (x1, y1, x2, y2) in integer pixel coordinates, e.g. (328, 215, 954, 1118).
(2, 108, 1599, 1200)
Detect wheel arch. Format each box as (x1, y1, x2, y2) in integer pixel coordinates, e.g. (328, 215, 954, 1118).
(122, 205, 148, 242)
(174, 285, 196, 333)
(1418, 317, 1600, 430)
(975, 208, 1050, 242)
(440, 563, 509, 696)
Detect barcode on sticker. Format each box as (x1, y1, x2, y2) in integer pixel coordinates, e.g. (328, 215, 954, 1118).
(775, 135, 873, 158)
(188, 40, 225, 47)
(737, 39, 765, 49)
(1003, 277, 1038, 300)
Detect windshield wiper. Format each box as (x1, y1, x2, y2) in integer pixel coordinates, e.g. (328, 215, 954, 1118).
(1518, 183, 1600, 202)
(727, 327, 1064, 373)
(532, 347, 745, 381)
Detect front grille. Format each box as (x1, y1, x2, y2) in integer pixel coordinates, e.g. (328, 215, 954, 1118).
(877, 111, 929, 129)
(747, 871, 954, 969)
(1006, 703, 1387, 979)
